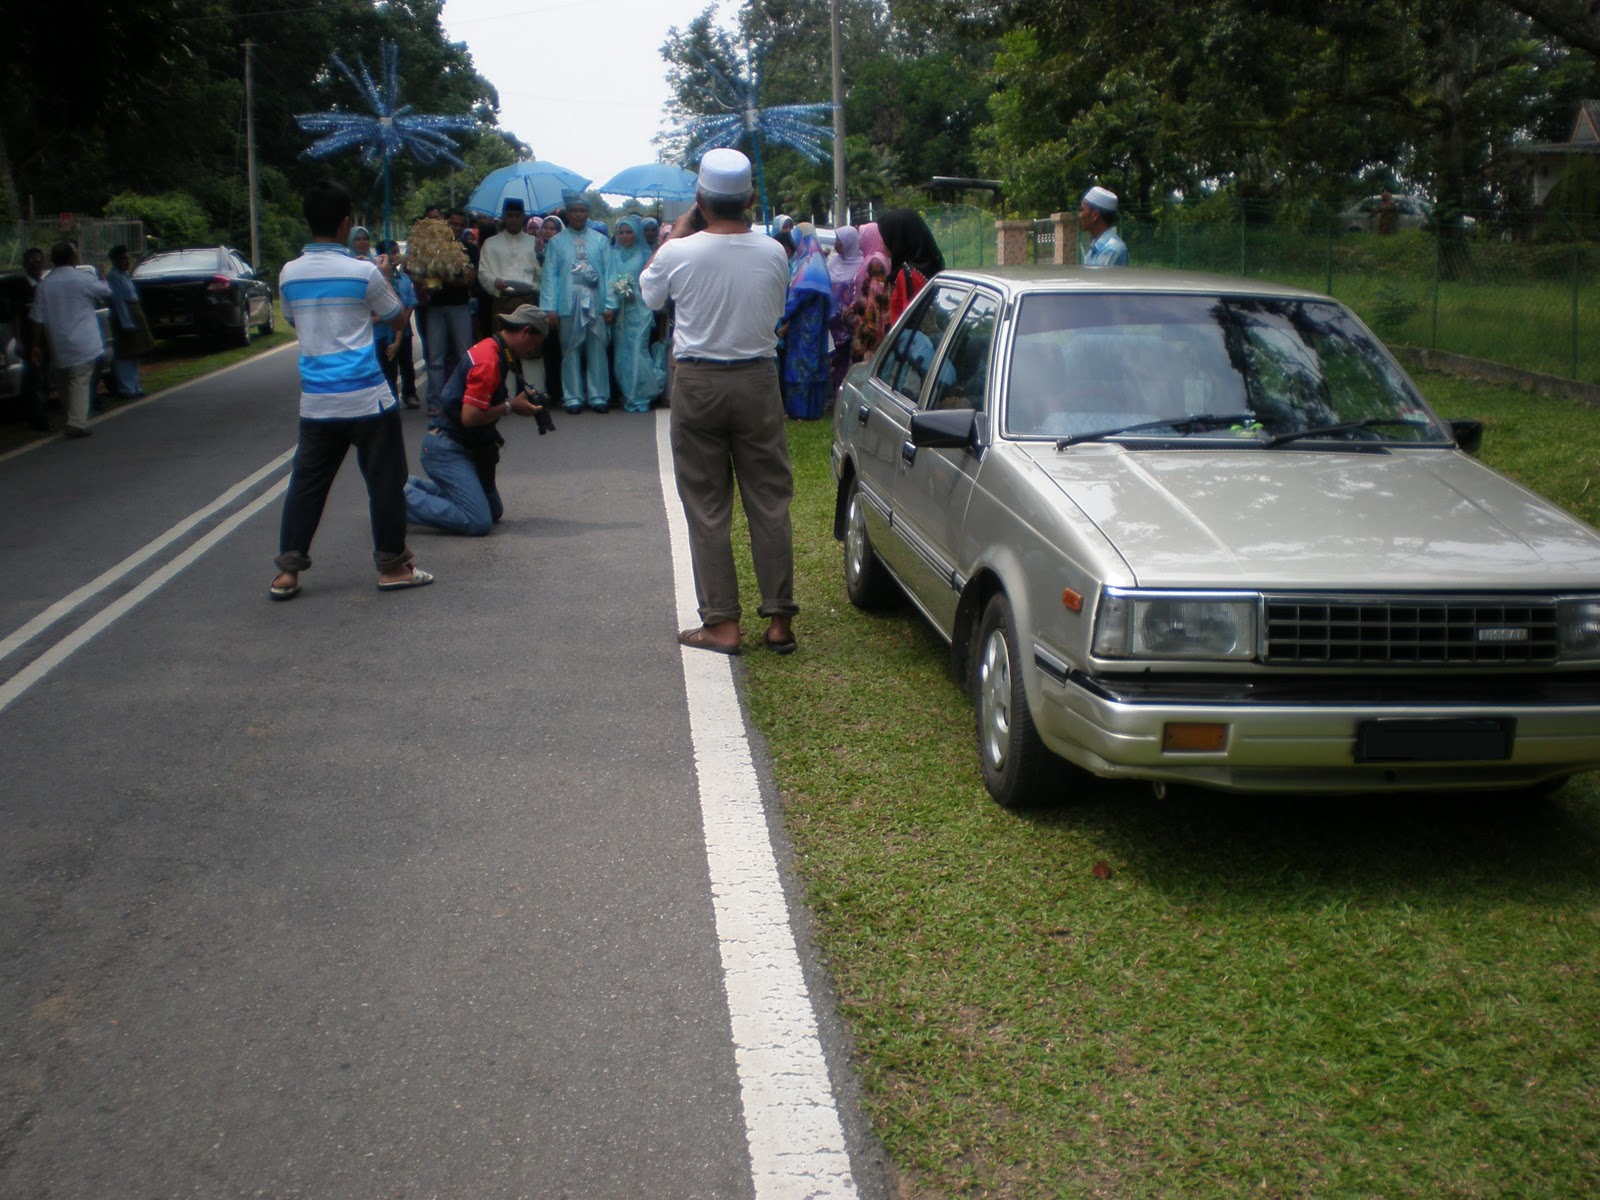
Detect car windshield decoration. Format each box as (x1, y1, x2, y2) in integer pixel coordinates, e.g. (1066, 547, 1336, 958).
(1006, 294, 1448, 447)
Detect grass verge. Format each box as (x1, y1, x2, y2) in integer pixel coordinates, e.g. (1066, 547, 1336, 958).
(736, 372, 1600, 1198)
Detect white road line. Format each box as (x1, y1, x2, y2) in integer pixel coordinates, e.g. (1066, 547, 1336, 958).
(0, 478, 289, 718)
(654, 411, 860, 1200)
(0, 447, 296, 667)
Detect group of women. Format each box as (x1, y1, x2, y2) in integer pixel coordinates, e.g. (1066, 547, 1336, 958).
(772, 208, 945, 421)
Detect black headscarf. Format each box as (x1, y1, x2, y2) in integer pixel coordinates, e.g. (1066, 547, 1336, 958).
(877, 209, 945, 280)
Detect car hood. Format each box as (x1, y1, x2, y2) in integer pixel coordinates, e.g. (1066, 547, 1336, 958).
(1024, 444, 1600, 589)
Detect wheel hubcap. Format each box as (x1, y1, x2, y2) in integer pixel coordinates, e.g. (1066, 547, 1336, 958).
(845, 494, 867, 584)
(978, 627, 1011, 771)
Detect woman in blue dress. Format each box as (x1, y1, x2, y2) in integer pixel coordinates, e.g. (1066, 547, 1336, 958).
(778, 225, 835, 420)
(604, 214, 664, 412)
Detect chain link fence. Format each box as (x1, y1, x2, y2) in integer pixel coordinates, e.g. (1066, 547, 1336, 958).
(2, 219, 147, 271)
(927, 202, 1600, 386)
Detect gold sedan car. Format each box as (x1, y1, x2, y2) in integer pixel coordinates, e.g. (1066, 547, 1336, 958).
(831, 268, 1600, 806)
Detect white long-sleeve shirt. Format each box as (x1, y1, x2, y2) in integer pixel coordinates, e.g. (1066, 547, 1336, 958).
(478, 231, 541, 297)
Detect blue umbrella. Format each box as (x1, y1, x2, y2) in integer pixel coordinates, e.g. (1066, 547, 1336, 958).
(466, 161, 591, 216)
(598, 163, 700, 202)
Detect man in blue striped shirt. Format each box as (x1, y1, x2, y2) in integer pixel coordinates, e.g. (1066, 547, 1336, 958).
(270, 180, 433, 601)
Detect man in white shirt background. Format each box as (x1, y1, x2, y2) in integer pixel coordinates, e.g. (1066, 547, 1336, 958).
(30, 243, 111, 438)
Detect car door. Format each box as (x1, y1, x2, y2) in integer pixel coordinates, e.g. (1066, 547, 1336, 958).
(887, 291, 999, 631)
(848, 281, 969, 582)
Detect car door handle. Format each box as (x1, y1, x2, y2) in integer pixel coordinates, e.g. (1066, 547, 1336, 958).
(901, 440, 917, 465)
(857, 404, 870, 426)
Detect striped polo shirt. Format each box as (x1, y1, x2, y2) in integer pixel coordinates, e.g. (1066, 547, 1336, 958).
(280, 243, 403, 419)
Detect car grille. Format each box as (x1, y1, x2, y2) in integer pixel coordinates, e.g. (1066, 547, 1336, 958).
(1262, 596, 1560, 665)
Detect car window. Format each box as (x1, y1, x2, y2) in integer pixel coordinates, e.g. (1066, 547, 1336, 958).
(927, 293, 997, 412)
(875, 282, 966, 403)
(134, 250, 224, 277)
(1004, 293, 1447, 442)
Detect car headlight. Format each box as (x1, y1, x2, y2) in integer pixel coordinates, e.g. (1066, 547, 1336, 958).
(1093, 590, 1258, 661)
(1558, 598, 1600, 661)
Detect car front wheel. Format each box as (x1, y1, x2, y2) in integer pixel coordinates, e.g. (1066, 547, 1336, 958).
(973, 593, 1055, 809)
(234, 305, 253, 347)
(261, 299, 275, 335)
(843, 477, 896, 609)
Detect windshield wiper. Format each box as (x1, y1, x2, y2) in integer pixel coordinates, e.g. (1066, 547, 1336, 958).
(1055, 412, 1260, 450)
(1262, 417, 1434, 448)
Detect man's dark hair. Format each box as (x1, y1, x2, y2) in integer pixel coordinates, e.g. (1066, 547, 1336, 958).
(49, 243, 76, 267)
(303, 180, 353, 238)
(699, 192, 750, 223)
(24, 246, 44, 263)
(108, 244, 128, 259)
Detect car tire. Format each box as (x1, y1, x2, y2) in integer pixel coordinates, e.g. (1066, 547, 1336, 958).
(234, 307, 253, 348)
(843, 477, 896, 610)
(261, 300, 275, 336)
(973, 593, 1056, 810)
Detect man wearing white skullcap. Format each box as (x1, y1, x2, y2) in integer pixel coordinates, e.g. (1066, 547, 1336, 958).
(639, 147, 799, 657)
(1079, 185, 1128, 267)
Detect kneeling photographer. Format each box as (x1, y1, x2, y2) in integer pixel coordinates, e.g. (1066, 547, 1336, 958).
(404, 304, 554, 537)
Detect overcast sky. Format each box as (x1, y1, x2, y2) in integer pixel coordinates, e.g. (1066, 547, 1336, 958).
(440, 0, 729, 191)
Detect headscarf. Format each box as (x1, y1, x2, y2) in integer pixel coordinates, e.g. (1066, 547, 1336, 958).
(641, 217, 659, 247)
(786, 228, 835, 316)
(855, 223, 886, 288)
(348, 225, 376, 260)
(611, 214, 648, 277)
(828, 226, 864, 310)
(771, 214, 795, 237)
(878, 209, 944, 279)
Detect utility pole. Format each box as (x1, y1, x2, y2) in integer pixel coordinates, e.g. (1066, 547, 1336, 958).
(829, 0, 847, 227)
(244, 41, 261, 268)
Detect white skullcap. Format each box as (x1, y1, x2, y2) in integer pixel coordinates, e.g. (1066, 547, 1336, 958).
(697, 148, 753, 200)
(1083, 186, 1119, 214)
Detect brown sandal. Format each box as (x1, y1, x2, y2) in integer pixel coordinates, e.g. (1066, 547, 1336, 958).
(678, 626, 741, 656)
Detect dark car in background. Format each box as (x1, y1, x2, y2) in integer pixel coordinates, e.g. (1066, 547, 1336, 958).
(133, 247, 274, 346)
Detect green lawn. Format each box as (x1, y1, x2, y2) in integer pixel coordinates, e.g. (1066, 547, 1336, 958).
(737, 373, 1600, 1198)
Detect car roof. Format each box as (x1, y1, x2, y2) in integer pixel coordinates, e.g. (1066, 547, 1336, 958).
(926, 265, 1332, 303)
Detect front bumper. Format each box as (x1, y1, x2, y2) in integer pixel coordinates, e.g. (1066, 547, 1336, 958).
(1034, 661, 1600, 793)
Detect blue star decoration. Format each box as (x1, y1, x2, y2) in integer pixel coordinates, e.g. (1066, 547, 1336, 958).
(677, 34, 832, 165)
(672, 32, 831, 220)
(296, 39, 479, 168)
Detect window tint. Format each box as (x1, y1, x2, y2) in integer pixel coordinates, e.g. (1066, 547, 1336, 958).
(133, 249, 224, 278)
(927, 293, 997, 412)
(875, 283, 966, 402)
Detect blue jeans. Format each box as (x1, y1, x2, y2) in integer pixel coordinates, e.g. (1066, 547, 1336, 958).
(558, 314, 610, 409)
(423, 304, 473, 404)
(276, 410, 412, 574)
(405, 430, 502, 536)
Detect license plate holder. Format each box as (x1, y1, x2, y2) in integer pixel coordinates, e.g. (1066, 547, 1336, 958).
(1356, 717, 1515, 763)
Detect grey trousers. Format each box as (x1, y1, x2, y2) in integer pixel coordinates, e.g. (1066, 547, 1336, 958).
(670, 358, 798, 626)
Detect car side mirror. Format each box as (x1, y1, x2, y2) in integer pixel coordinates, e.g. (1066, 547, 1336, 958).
(910, 407, 981, 453)
(1449, 418, 1484, 456)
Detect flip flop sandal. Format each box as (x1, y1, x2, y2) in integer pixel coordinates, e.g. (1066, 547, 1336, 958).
(763, 632, 798, 655)
(269, 580, 302, 601)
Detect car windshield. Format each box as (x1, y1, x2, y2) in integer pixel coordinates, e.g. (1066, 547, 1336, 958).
(134, 250, 224, 277)
(1005, 293, 1448, 446)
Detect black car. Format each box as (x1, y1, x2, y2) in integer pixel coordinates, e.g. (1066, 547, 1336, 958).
(133, 247, 274, 346)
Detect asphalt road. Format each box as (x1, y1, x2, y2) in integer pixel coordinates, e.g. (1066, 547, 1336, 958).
(0, 347, 888, 1199)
